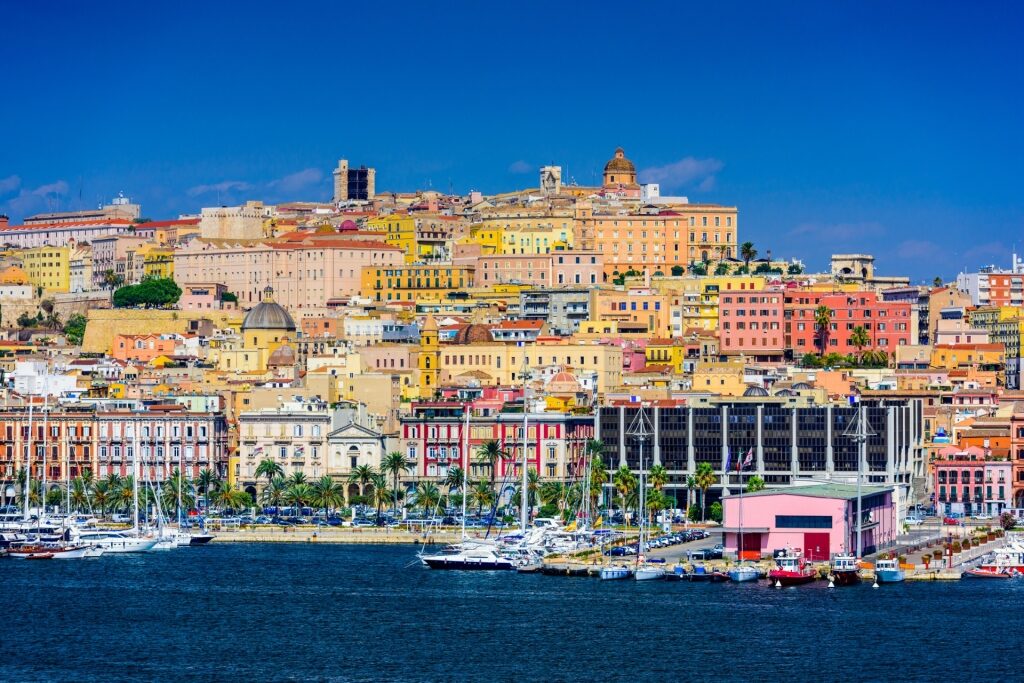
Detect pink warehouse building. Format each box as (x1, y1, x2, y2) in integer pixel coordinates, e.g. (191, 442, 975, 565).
(722, 483, 896, 561)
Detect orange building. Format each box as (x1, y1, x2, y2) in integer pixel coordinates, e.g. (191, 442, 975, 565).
(112, 334, 177, 363)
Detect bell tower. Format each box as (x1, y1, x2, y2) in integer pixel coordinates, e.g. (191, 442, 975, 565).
(418, 314, 440, 397)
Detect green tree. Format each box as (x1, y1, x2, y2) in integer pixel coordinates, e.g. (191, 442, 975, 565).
(814, 304, 832, 354)
(714, 262, 730, 276)
(613, 465, 637, 527)
(160, 468, 195, 519)
(740, 241, 757, 269)
(348, 464, 376, 497)
(694, 462, 717, 522)
(212, 483, 253, 511)
(690, 262, 708, 276)
(254, 458, 284, 489)
(787, 263, 804, 275)
(63, 313, 88, 345)
(648, 464, 669, 491)
(381, 451, 412, 513)
(370, 474, 391, 522)
(670, 265, 685, 277)
(259, 476, 288, 509)
(686, 503, 701, 522)
(91, 479, 112, 516)
(850, 325, 870, 357)
(112, 277, 182, 308)
(745, 475, 766, 493)
(933, 276, 943, 288)
(539, 481, 565, 511)
(475, 440, 507, 498)
(415, 481, 442, 516)
(196, 468, 219, 513)
(69, 475, 93, 512)
(470, 480, 495, 515)
(685, 474, 697, 512)
(708, 501, 724, 523)
(312, 475, 345, 517)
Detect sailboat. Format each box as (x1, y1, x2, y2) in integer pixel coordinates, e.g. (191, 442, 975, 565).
(421, 405, 514, 570)
(728, 448, 759, 583)
(631, 405, 664, 581)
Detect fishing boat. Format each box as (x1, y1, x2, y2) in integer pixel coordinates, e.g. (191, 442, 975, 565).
(600, 565, 632, 580)
(727, 565, 760, 582)
(828, 554, 861, 586)
(963, 567, 1013, 579)
(768, 550, 817, 586)
(873, 557, 905, 584)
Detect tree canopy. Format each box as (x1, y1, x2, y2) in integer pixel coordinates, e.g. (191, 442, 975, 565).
(64, 314, 87, 346)
(112, 278, 182, 308)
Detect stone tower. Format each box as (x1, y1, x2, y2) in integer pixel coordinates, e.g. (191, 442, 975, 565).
(333, 159, 349, 203)
(418, 314, 440, 398)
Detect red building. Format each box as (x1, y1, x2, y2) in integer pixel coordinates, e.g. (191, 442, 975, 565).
(718, 288, 785, 361)
(399, 402, 594, 486)
(785, 291, 912, 357)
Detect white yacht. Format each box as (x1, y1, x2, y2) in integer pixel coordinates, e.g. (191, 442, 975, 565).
(72, 529, 159, 553)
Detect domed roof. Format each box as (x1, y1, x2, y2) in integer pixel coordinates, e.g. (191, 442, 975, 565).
(773, 388, 796, 397)
(451, 323, 493, 344)
(792, 382, 812, 390)
(339, 219, 358, 231)
(547, 370, 581, 394)
(267, 343, 296, 367)
(242, 287, 296, 332)
(743, 384, 769, 397)
(604, 147, 636, 174)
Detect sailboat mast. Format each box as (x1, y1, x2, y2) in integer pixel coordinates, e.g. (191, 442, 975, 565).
(41, 373, 49, 519)
(738, 460, 743, 562)
(24, 398, 34, 521)
(461, 406, 468, 539)
(519, 355, 529, 531)
(132, 425, 140, 533)
(856, 400, 865, 559)
(178, 441, 183, 528)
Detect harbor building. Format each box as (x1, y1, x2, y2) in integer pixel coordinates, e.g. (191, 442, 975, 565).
(596, 397, 923, 519)
(721, 483, 897, 560)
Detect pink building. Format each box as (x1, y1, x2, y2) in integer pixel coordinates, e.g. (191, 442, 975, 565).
(785, 290, 913, 355)
(718, 288, 785, 361)
(174, 233, 403, 309)
(933, 447, 1012, 516)
(722, 483, 896, 560)
(112, 334, 178, 363)
(476, 251, 603, 287)
(178, 283, 238, 311)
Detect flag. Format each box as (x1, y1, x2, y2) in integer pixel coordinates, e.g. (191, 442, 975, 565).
(252, 446, 263, 456)
(724, 449, 731, 473)
(594, 515, 603, 529)
(564, 520, 577, 532)
(742, 448, 754, 470)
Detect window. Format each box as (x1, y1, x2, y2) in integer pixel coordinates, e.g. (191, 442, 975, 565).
(775, 515, 832, 529)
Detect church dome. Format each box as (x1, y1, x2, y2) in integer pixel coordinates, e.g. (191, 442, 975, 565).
(451, 323, 493, 344)
(267, 343, 297, 367)
(242, 287, 296, 331)
(603, 147, 636, 175)
(743, 384, 769, 397)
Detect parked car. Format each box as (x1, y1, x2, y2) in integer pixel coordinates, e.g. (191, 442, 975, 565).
(974, 513, 993, 520)
(904, 515, 924, 526)
(943, 516, 961, 526)
(111, 513, 131, 524)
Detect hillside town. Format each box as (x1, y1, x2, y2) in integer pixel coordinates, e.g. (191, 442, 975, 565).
(2, 147, 1022, 545)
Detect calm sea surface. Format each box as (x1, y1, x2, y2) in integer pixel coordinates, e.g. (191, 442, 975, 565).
(2, 543, 1021, 682)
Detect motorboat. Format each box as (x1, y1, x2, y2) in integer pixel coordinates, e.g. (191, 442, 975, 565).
(73, 529, 159, 554)
(978, 538, 1024, 574)
(828, 554, 861, 586)
(421, 544, 515, 570)
(599, 565, 632, 580)
(873, 558, 905, 584)
(0, 532, 28, 549)
(768, 550, 817, 586)
(727, 565, 761, 583)
(689, 564, 728, 582)
(964, 567, 1014, 579)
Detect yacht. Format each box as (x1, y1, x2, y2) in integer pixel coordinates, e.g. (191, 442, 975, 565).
(72, 529, 159, 553)
(634, 564, 666, 581)
(421, 543, 515, 570)
(599, 565, 632, 580)
(8, 543, 103, 559)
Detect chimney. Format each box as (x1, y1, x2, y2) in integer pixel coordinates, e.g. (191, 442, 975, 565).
(0, 215, 8, 228)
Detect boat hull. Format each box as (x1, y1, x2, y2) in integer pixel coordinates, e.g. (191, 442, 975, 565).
(635, 567, 666, 581)
(964, 568, 1011, 579)
(830, 569, 861, 586)
(423, 557, 514, 570)
(768, 571, 817, 586)
(188, 534, 214, 546)
(600, 566, 632, 580)
(874, 569, 905, 583)
(728, 567, 761, 582)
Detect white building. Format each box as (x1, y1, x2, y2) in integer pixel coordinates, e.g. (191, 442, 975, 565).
(11, 361, 79, 397)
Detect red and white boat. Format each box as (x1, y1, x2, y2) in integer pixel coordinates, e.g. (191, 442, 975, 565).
(7, 543, 103, 560)
(978, 536, 1024, 574)
(964, 567, 1014, 579)
(768, 550, 817, 586)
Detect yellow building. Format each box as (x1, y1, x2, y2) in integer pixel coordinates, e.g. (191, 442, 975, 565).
(418, 314, 440, 397)
(210, 287, 297, 374)
(468, 212, 576, 256)
(360, 265, 475, 303)
(692, 359, 747, 396)
(929, 344, 1006, 371)
(366, 214, 417, 262)
(644, 338, 689, 373)
(21, 245, 72, 293)
(590, 289, 673, 336)
(141, 244, 174, 279)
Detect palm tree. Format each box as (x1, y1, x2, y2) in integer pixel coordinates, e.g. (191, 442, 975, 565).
(312, 476, 345, 517)
(745, 475, 766, 493)
(814, 304, 832, 355)
(442, 466, 465, 494)
(69, 476, 92, 512)
(648, 464, 669, 491)
(470, 480, 494, 515)
(348, 464, 376, 498)
(612, 465, 637, 526)
(285, 471, 307, 489)
(740, 241, 757, 269)
(381, 451, 412, 513)
(685, 474, 696, 515)
(92, 480, 111, 517)
(370, 473, 391, 523)
(587, 456, 609, 515)
(254, 458, 284, 490)
(197, 468, 219, 514)
(694, 462, 717, 522)
(285, 482, 314, 514)
(115, 476, 136, 513)
(160, 468, 195, 519)
(475, 440, 507, 498)
(415, 481, 441, 516)
(212, 483, 252, 511)
(539, 481, 565, 512)
(850, 325, 870, 359)
(260, 476, 287, 509)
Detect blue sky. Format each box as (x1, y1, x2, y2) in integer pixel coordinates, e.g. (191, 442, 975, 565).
(1, 1, 1022, 281)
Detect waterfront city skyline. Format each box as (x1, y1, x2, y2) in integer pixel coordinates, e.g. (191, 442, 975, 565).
(2, 1, 1023, 279)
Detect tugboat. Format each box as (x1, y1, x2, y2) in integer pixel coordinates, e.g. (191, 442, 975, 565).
(873, 557, 905, 584)
(828, 553, 861, 586)
(768, 550, 817, 586)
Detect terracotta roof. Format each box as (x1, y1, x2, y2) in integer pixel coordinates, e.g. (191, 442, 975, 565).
(0, 218, 133, 232)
